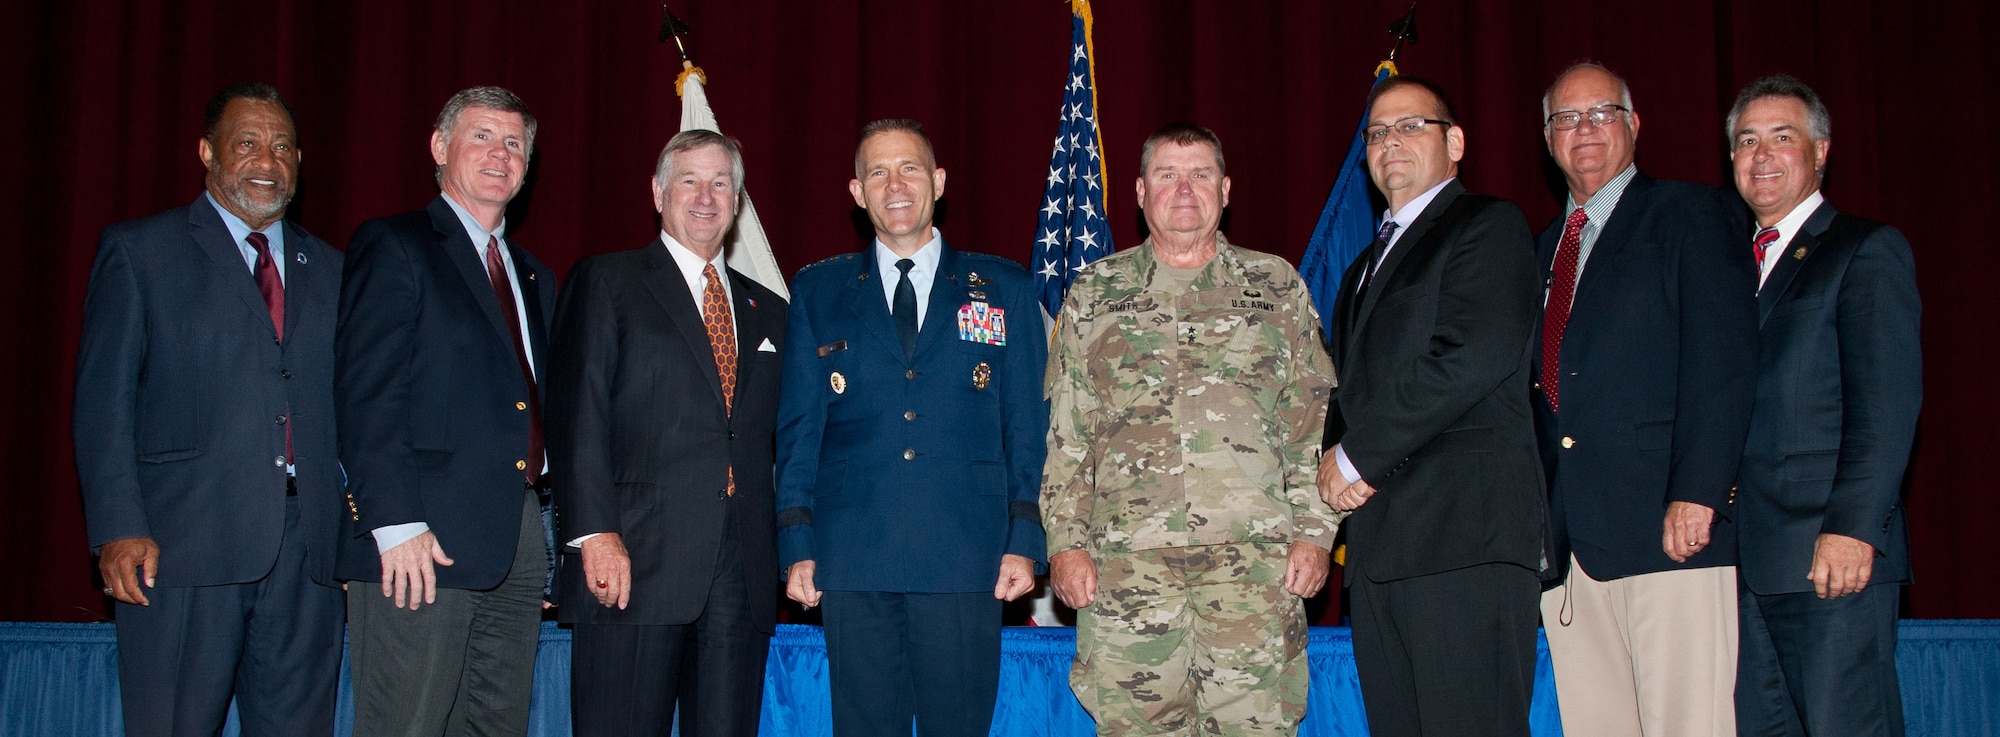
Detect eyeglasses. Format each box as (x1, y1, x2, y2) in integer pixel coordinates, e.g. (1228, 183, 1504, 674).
(1546, 104, 1629, 131)
(1364, 117, 1452, 146)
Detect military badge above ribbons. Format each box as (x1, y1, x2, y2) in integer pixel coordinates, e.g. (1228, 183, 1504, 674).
(958, 301, 1008, 346)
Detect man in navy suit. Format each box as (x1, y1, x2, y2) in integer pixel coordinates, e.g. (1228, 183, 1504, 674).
(549, 129, 788, 736)
(336, 86, 557, 737)
(76, 82, 346, 737)
(1319, 77, 1545, 737)
(775, 118, 1047, 737)
(1534, 63, 1760, 737)
(1726, 74, 1920, 737)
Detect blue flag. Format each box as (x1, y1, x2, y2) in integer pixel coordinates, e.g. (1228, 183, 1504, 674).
(1299, 65, 1396, 341)
(1032, 0, 1113, 319)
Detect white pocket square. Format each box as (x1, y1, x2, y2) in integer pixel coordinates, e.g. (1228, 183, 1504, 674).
(757, 338, 777, 352)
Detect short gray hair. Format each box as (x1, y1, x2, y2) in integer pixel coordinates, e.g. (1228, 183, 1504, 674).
(655, 129, 746, 196)
(1726, 73, 1831, 143)
(435, 86, 538, 155)
(1139, 123, 1226, 177)
(1542, 62, 1636, 124)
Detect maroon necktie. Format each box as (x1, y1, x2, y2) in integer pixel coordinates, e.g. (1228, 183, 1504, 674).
(485, 237, 544, 484)
(1539, 208, 1589, 413)
(246, 233, 284, 341)
(1752, 227, 1779, 265)
(247, 232, 290, 463)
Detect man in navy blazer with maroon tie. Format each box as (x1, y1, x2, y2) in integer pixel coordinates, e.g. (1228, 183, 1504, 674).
(336, 86, 557, 737)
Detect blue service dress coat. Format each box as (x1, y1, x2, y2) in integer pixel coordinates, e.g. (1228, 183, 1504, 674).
(76, 195, 345, 588)
(775, 240, 1049, 593)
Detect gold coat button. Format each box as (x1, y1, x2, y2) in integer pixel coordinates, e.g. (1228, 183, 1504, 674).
(906, 369, 917, 380)
(516, 401, 527, 410)
(516, 460, 528, 471)
(1561, 436, 1575, 449)
(903, 449, 916, 461)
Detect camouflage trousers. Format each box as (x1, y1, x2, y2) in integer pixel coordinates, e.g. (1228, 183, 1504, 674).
(1072, 542, 1306, 736)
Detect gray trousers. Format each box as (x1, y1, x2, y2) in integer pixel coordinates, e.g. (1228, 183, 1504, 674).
(347, 489, 546, 737)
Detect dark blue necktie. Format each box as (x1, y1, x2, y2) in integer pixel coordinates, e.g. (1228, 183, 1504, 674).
(893, 258, 918, 358)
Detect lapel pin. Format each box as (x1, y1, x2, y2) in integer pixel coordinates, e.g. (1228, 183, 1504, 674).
(295, 252, 308, 264)
(830, 371, 847, 395)
(527, 272, 536, 281)
(972, 361, 991, 390)
(967, 272, 990, 287)
(1792, 247, 1807, 260)
(969, 290, 988, 301)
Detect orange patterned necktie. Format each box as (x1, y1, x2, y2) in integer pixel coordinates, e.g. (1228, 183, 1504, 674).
(701, 264, 737, 496)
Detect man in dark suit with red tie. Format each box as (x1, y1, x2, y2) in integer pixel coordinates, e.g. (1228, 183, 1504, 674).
(1727, 74, 1920, 737)
(336, 86, 557, 737)
(1533, 63, 1760, 737)
(76, 82, 347, 737)
(547, 129, 788, 736)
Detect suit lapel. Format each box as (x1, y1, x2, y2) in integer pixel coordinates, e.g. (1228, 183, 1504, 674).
(1564, 174, 1654, 329)
(639, 241, 728, 410)
(730, 270, 768, 393)
(507, 241, 552, 391)
(1329, 258, 1366, 369)
(187, 198, 279, 341)
(844, 247, 905, 361)
(428, 198, 513, 344)
(1756, 203, 1834, 325)
(1349, 182, 1463, 340)
(914, 241, 964, 361)
(278, 220, 316, 345)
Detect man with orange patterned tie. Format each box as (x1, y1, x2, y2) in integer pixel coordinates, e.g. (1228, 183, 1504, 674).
(547, 129, 788, 736)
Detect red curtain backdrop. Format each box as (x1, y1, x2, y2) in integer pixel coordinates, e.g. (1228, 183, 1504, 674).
(4, 1, 1992, 622)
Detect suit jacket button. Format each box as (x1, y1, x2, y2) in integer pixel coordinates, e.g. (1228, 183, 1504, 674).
(906, 369, 917, 380)
(904, 410, 916, 421)
(1560, 436, 1575, 449)
(274, 456, 287, 467)
(516, 460, 528, 471)
(516, 401, 527, 410)
(728, 431, 737, 440)
(281, 369, 292, 379)
(903, 449, 916, 460)
(275, 414, 287, 425)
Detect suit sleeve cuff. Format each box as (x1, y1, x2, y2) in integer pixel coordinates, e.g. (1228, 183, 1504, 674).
(1332, 444, 1361, 484)
(372, 522, 430, 554)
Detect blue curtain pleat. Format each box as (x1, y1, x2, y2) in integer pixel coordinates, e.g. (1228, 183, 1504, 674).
(2, 621, 1990, 736)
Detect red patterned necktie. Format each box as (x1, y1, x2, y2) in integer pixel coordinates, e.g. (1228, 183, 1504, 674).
(1752, 227, 1779, 264)
(246, 232, 290, 464)
(1539, 208, 1589, 413)
(484, 237, 543, 484)
(701, 264, 738, 496)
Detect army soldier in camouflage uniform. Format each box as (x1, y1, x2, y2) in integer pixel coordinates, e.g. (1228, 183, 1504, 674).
(1043, 123, 1340, 736)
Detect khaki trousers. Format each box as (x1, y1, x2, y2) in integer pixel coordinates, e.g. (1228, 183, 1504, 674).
(1540, 555, 1737, 737)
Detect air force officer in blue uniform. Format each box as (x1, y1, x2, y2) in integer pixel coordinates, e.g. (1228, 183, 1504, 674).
(776, 119, 1049, 737)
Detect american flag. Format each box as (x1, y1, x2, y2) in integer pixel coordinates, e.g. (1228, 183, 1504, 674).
(1032, 0, 1113, 319)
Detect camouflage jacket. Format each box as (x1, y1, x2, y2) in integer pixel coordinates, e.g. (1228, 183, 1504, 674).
(1042, 235, 1340, 556)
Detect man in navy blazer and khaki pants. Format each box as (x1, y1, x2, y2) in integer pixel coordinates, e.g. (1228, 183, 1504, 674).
(336, 87, 557, 737)
(1534, 64, 1760, 737)
(76, 83, 347, 737)
(1727, 74, 1920, 737)
(776, 119, 1048, 737)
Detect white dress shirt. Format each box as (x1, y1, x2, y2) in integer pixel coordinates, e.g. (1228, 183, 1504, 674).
(874, 228, 943, 330)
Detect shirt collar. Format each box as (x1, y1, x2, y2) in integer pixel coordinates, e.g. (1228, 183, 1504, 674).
(1761, 190, 1825, 240)
(661, 230, 727, 284)
(1564, 163, 1640, 223)
(1380, 177, 1457, 246)
(874, 227, 943, 280)
(203, 190, 286, 256)
(440, 191, 507, 247)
